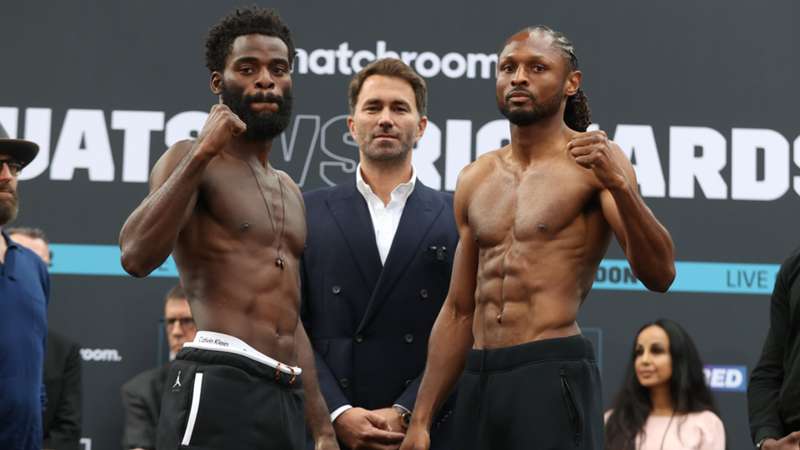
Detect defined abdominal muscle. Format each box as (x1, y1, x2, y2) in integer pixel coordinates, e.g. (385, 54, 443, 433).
(473, 292, 580, 348)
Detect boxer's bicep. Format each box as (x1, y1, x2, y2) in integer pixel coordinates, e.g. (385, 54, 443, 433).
(119, 140, 200, 276)
(148, 140, 199, 227)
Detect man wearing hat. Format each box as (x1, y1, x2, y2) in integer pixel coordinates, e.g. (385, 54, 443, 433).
(0, 123, 51, 450)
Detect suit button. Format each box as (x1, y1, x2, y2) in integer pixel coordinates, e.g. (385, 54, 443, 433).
(355, 335, 364, 343)
(404, 379, 413, 386)
(404, 334, 414, 344)
(332, 285, 341, 295)
(419, 289, 429, 299)
(340, 378, 349, 388)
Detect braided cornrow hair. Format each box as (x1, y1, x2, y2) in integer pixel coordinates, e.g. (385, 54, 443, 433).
(517, 26, 592, 131)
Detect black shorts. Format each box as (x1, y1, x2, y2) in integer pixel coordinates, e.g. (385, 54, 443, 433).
(452, 335, 603, 450)
(156, 347, 305, 450)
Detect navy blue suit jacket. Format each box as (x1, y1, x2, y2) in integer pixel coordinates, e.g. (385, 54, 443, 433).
(301, 178, 458, 448)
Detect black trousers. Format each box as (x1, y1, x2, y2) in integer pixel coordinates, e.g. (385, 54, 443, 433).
(452, 335, 603, 450)
(157, 347, 305, 450)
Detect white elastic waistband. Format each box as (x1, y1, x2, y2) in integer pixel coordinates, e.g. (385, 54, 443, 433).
(183, 331, 302, 376)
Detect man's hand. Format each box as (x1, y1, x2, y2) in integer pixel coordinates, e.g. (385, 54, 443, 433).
(372, 407, 406, 433)
(762, 431, 800, 450)
(567, 130, 629, 190)
(193, 99, 247, 160)
(398, 424, 430, 450)
(333, 407, 405, 450)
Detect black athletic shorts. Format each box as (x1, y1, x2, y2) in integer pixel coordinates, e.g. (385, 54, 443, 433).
(156, 347, 305, 450)
(452, 335, 603, 450)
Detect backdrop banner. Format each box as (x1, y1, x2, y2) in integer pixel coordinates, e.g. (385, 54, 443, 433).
(2, 1, 797, 449)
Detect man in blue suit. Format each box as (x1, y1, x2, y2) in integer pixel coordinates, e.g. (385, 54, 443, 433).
(301, 58, 457, 450)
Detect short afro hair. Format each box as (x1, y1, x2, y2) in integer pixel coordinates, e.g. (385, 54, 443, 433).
(205, 6, 296, 73)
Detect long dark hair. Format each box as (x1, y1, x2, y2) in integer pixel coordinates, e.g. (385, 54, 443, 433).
(605, 319, 718, 450)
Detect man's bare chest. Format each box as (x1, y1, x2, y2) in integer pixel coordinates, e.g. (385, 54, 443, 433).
(468, 169, 598, 245)
(194, 167, 306, 250)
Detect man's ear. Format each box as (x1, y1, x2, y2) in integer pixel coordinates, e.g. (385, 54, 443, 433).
(347, 115, 357, 140)
(210, 72, 223, 95)
(415, 116, 429, 144)
(565, 70, 582, 97)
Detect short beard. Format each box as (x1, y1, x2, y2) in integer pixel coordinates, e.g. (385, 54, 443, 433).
(0, 196, 19, 226)
(364, 141, 412, 164)
(361, 127, 417, 167)
(221, 83, 293, 141)
(499, 91, 563, 126)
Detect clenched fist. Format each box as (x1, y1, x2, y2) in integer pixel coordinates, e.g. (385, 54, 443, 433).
(567, 130, 629, 190)
(193, 98, 247, 159)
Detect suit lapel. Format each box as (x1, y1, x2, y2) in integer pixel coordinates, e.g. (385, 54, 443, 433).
(356, 183, 444, 333)
(327, 181, 383, 291)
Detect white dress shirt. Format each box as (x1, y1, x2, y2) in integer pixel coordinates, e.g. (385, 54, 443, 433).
(355, 164, 417, 265)
(329, 164, 417, 423)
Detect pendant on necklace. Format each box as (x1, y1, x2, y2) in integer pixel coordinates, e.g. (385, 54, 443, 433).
(275, 257, 285, 270)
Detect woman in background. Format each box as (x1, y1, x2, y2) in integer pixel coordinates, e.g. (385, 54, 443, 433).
(605, 319, 725, 450)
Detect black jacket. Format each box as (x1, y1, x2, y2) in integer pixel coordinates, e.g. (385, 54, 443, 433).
(43, 331, 81, 450)
(748, 247, 800, 443)
(121, 365, 170, 450)
(301, 179, 458, 449)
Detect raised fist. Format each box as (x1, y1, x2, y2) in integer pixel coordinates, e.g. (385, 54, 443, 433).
(567, 129, 629, 190)
(193, 99, 247, 159)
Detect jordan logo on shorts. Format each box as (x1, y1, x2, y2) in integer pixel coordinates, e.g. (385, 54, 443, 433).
(171, 370, 182, 391)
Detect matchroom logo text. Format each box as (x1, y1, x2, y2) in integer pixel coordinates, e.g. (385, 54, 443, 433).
(80, 348, 123, 362)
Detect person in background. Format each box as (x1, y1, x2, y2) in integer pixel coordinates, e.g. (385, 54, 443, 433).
(748, 247, 800, 450)
(121, 285, 196, 450)
(8, 226, 82, 450)
(604, 319, 725, 450)
(0, 123, 50, 450)
(7, 227, 51, 267)
(301, 58, 458, 450)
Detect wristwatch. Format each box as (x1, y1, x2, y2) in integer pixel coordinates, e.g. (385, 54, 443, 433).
(756, 437, 771, 449)
(393, 405, 412, 429)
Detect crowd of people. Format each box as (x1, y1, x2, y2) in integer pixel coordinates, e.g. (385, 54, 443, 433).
(0, 5, 797, 450)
